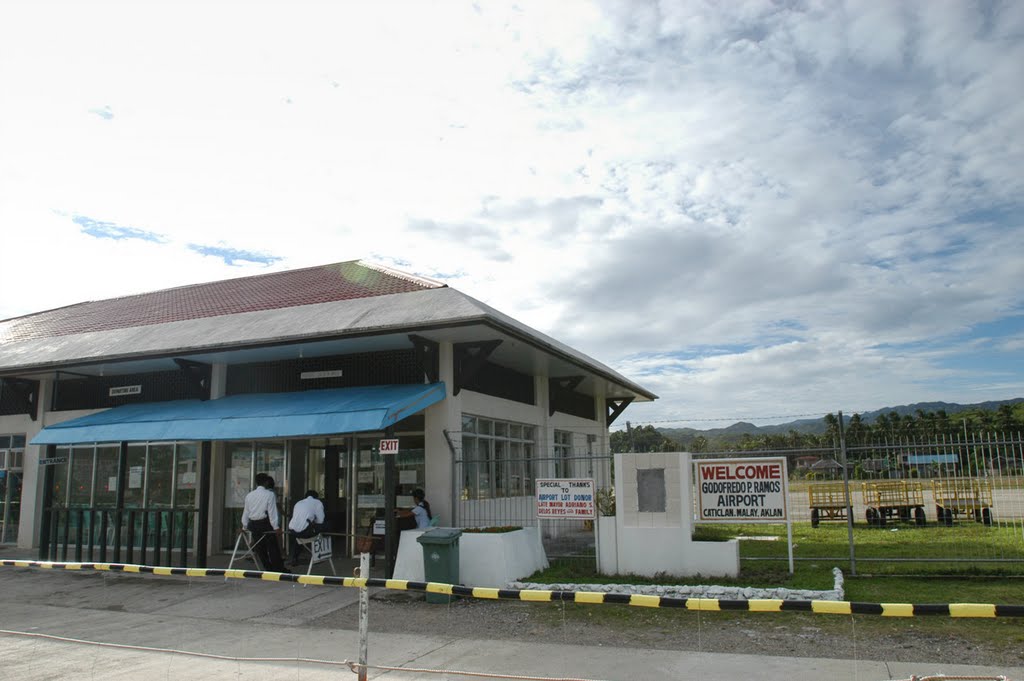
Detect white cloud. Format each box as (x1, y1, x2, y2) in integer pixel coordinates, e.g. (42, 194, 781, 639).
(1, 0, 1022, 426)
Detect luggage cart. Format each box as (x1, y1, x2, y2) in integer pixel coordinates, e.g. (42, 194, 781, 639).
(933, 477, 994, 526)
(861, 480, 926, 527)
(808, 481, 851, 527)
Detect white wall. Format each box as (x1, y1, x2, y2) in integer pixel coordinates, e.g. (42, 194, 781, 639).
(603, 451, 739, 578)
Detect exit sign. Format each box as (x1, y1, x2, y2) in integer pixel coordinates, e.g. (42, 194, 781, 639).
(379, 438, 399, 455)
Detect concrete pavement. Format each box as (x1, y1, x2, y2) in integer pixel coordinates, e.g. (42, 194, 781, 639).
(0, 551, 1020, 681)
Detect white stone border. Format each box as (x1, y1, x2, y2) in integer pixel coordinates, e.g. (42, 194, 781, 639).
(510, 567, 845, 602)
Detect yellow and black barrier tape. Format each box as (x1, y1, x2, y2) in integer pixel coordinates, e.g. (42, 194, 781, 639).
(3, 560, 1023, 618)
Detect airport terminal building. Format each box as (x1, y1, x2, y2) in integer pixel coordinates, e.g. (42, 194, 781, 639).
(0, 261, 654, 565)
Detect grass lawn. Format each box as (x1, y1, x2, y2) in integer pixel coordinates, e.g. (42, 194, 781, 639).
(521, 521, 1024, 663)
(531, 521, 1024, 605)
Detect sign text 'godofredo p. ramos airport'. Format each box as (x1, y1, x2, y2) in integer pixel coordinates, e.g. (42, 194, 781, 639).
(695, 458, 789, 522)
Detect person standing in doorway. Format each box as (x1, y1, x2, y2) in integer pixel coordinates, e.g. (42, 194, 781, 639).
(396, 488, 432, 530)
(240, 472, 287, 572)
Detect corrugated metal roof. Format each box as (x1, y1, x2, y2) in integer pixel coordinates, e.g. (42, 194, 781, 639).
(31, 383, 446, 444)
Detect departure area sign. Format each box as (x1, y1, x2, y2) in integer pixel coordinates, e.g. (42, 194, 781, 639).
(695, 458, 788, 523)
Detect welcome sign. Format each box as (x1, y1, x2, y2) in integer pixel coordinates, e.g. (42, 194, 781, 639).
(695, 457, 789, 523)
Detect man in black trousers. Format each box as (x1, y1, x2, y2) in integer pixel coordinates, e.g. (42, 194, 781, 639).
(240, 473, 287, 572)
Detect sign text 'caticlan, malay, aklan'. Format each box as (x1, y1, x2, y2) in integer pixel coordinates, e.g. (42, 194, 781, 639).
(695, 458, 788, 522)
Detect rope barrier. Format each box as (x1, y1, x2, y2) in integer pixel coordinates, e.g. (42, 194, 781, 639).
(0, 628, 350, 667)
(3, 559, 1024, 618)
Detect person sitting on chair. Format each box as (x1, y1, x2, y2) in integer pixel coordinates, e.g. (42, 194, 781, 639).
(288, 489, 326, 566)
(396, 488, 432, 530)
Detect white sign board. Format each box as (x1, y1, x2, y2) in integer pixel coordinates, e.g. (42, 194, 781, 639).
(310, 535, 333, 562)
(536, 478, 596, 519)
(109, 385, 142, 397)
(379, 438, 400, 455)
(300, 370, 344, 380)
(695, 457, 788, 523)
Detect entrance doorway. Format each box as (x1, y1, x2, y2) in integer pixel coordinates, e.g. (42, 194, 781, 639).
(308, 435, 425, 555)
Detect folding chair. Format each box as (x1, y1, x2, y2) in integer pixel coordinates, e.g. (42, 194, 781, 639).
(227, 529, 265, 578)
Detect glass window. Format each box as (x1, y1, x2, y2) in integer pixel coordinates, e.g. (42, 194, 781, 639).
(11, 435, 25, 448)
(256, 441, 286, 498)
(147, 444, 175, 508)
(225, 443, 253, 509)
(69, 447, 95, 507)
(51, 447, 70, 508)
(93, 446, 120, 507)
(0, 436, 8, 448)
(2, 470, 22, 543)
(554, 430, 573, 478)
(175, 443, 198, 509)
(125, 445, 147, 508)
(523, 442, 534, 492)
(460, 416, 536, 499)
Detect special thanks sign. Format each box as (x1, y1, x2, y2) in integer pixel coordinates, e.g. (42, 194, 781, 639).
(695, 458, 789, 523)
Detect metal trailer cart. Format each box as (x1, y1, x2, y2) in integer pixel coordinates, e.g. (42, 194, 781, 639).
(808, 481, 851, 527)
(932, 477, 994, 526)
(861, 480, 926, 527)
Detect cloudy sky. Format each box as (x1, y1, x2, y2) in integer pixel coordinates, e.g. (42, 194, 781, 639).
(1, 1, 1022, 428)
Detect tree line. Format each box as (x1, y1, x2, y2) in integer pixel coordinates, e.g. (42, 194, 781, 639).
(611, 403, 1024, 454)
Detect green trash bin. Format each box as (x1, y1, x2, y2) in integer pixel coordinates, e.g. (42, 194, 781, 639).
(416, 528, 462, 604)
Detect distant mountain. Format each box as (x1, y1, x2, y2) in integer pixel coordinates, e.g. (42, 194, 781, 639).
(658, 398, 1024, 441)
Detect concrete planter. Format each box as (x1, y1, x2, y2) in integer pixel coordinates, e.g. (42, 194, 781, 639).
(393, 526, 549, 588)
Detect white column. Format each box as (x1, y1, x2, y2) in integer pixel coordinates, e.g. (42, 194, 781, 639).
(424, 342, 460, 525)
(206, 363, 227, 556)
(19, 376, 52, 550)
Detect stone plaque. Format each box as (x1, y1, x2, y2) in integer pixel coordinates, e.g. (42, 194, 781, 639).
(637, 468, 666, 512)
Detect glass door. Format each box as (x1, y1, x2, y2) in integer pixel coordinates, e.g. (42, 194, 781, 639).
(308, 441, 349, 552)
(353, 437, 384, 546)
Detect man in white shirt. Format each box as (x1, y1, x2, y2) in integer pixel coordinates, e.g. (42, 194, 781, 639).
(240, 473, 286, 572)
(287, 490, 326, 566)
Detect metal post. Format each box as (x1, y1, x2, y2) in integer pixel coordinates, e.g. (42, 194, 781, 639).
(383, 428, 396, 579)
(38, 445, 56, 561)
(197, 441, 211, 568)
(838, 411, 856, 576)
(114, 442, 128, 562)
(384, 454, 396, 578)
(357, 550, 370, 681)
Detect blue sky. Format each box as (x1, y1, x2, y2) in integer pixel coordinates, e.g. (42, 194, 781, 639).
(1, 1, 1022, 427)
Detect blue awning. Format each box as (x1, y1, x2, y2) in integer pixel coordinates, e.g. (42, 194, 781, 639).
(31, 383, 446, 445)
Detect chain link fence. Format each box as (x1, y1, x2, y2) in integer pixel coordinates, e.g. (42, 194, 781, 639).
(453, 429, 1024, 575)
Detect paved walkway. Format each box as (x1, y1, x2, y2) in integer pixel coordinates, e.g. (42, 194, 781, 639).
(0, 550, 1020, 681)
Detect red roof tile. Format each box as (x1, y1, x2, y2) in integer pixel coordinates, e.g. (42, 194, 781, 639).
(0, 261, 443, 343)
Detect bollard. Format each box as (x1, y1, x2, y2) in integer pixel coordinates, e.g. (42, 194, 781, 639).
(357, 551, 370, 681)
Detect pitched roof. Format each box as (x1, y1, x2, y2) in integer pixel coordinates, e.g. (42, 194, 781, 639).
(0, 261, 443, 344)
(0, 260, 656, 401)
